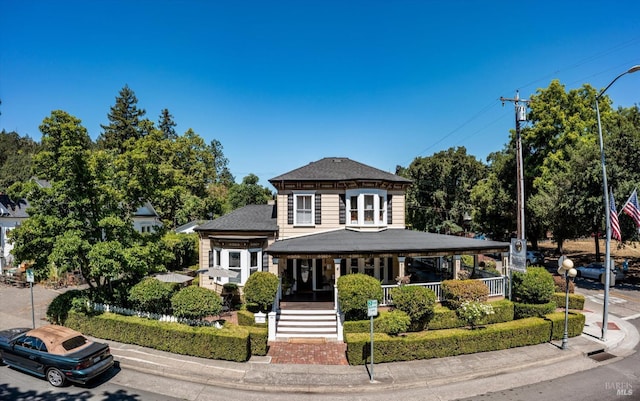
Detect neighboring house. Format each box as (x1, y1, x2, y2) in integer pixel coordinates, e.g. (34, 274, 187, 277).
(175, 220, 205, 234)
(195, 157, 510, 295)
(195, 204, 278, 292)
(0, 194, 29, 273)
(131, 201, 162, 234)
(0, 186, 161, 272)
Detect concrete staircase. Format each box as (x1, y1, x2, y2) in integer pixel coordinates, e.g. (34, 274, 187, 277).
(275, 309, 339, 341)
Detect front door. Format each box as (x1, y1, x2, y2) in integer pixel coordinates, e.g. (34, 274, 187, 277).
(296, 259, 313, 293)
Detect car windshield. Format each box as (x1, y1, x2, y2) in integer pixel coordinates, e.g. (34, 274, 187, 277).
(62, 335, 88, 351)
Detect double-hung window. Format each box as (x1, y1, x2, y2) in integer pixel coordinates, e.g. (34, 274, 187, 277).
(249, 249, 260, 276)
(229, 251, 241, 284)
(295, 193, 313, 225)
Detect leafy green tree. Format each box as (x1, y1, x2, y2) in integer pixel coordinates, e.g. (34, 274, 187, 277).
(228, 174, 273, 210)
(8, 110, 169, 297)
(0, 130, 39, 191)
(403, 147, 487, 233)
(162, 232, 198, 271)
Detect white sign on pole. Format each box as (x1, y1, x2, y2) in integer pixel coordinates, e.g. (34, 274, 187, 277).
(367, 299, 378, 317)
(26, 269, 34, 283)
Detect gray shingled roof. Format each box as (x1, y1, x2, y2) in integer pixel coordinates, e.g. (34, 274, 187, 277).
(268, 157, 412, 184)
(267, 228, 509, 256)
(195, 204, 278, 232)
(0, 195, 29, 218)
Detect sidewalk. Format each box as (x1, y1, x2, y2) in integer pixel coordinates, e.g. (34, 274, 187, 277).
(103, 306, 638, 397)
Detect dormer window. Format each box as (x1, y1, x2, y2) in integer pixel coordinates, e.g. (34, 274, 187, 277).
(346, 189, 387, 227)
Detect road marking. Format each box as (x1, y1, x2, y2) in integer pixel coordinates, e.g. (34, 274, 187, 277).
(587, 294, 627, 304)
(623, 313, 640, 321)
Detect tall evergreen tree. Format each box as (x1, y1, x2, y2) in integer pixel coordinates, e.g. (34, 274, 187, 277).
(97, 85, 147, 151)
(158, 108, 177, 140)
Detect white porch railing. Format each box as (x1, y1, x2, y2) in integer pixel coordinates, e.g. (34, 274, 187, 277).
(381, 276, 506, 306)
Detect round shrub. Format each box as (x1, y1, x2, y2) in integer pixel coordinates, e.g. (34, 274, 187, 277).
(553, 275, 575, 293)
(243, 272, 279, 312)
(375, 310, 410, 335)
(171, 286, 222, 319)
(46, 289, 83, 324)
(129, 277, 177, 314)
(389, 285, 436, 331)
(337, 273, 383, 321)
(441, 279, 489, 309)
(456, 300, 495, 328)
(512, 267, 555, 304)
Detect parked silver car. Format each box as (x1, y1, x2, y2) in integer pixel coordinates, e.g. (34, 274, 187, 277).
(575, 263, 625, 283)
(526, 251, 545, 266)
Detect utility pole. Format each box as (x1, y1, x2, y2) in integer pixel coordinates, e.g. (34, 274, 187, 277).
(500, 91, 529, 241)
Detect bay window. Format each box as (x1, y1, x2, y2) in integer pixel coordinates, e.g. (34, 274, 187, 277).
(346, 189, 387, 227)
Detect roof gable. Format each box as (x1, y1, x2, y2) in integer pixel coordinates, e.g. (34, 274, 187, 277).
(268, 157, 412, 185)
(0, 194, 29, 218)
(195, 204, 278, 232)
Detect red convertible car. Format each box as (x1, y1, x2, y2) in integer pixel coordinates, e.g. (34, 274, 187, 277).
(0, 325, 114, 387)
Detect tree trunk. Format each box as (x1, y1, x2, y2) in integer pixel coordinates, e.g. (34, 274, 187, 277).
(594, 234, 601, 262)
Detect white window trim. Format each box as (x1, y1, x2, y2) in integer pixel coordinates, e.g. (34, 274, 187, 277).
(211, 248, 263, 285)
(293, 191, 315, 226)
(345, 189, 387, 227)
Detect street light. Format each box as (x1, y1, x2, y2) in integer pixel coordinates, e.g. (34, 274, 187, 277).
(595, 65, 640, 341)
(557, 258, 577, 350)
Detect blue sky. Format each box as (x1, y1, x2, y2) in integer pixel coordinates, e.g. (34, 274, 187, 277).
(2, 1, 640, 187)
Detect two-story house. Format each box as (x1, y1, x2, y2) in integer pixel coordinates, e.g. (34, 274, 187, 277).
(196, 157, 510, 300)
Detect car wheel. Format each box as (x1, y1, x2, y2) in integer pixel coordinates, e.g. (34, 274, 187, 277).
(576, 271, 581, 278)
(46, 367, 66, 387)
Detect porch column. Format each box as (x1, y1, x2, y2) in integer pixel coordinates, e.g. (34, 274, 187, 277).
(397, 256, 406, 279)
(502, 252, 509, 276)
(333, 258, 341, 310)
(453, 255, 461, 280)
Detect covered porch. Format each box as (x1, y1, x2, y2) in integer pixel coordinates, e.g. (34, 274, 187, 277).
(265, 228, 510, 341)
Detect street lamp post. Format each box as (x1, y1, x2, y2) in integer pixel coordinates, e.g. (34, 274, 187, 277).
(557, 258, 577, 350)
(595, 65, 640, 341)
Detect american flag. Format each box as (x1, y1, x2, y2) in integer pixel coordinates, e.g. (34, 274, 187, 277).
(622, 188, 640, 228)
(610, 190, 622, 242)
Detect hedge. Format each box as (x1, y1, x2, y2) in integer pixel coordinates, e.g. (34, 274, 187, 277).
(345, 312, 585, 365)
(344, 300, 515, 333)
(552, 292, 585, 310)
(514, 301, 557, 319)
(65, 311, 251, 362)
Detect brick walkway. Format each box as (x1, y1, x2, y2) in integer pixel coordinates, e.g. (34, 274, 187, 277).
(267, 341, 349, 365)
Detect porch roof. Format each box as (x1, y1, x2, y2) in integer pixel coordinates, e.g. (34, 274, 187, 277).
(267, 228, 510, 258)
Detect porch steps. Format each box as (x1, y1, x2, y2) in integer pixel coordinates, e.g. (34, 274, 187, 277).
(275, 309, 339, 340)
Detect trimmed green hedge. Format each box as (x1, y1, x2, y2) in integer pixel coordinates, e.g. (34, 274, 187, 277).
(514, 301, 557, 319)
(237, 309, 259, 326)
(344, 300, 515, 333)
(345, 312, 585, 365)
(245, 326, 268, 356)
(552, 292, 585, 310)
(66, 311, 251, 362)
